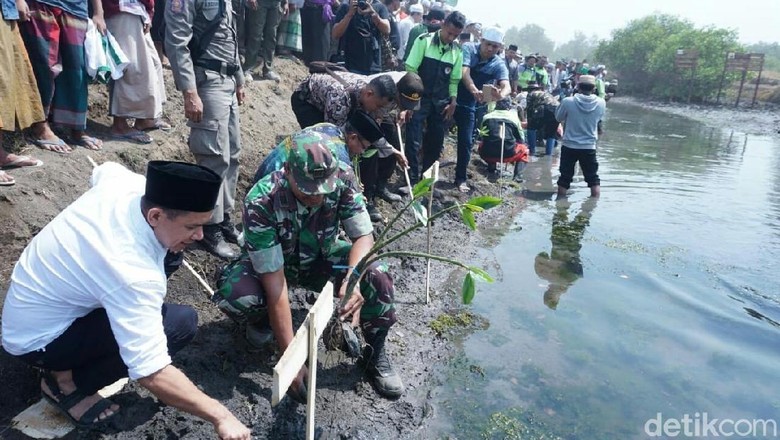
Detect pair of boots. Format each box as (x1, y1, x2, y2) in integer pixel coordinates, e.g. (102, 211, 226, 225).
(360, 330, 405, 398)
(366, 182, 402, 223)
(201, 215, 240, 259)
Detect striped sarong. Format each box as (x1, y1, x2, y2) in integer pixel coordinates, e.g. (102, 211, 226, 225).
(276, 9, 302, 53)
(19, 0, 89, 130)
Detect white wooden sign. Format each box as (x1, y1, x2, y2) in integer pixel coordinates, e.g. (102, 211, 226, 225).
(272, 282, 335, 439)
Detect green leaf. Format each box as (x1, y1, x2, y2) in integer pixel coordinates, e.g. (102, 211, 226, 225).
(468, 266, 494, 283)
(462, 273, 476, 304)
(461, 207, 476, 231)
(466, 196, 502, 210)
(463, 203, 484, 213)
(411, 200, 428, 224)
(361, 148, 378, 158)
(412, 178, 435, 198)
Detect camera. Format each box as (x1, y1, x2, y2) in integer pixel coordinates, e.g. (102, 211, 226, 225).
(357, 0, 369, 9)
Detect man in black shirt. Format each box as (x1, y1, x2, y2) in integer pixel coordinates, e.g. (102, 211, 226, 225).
(332, 0, 391, 74)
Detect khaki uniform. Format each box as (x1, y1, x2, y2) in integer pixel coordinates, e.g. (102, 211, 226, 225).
(165, 0, 244, 224)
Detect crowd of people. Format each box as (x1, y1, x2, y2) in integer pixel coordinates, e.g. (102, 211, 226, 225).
(1, 0, 607, 438)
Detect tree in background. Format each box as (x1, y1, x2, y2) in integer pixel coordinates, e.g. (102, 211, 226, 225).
(504, 24, 555, 58)
(746, 42, 780, 71)
(593, 14, 742, 101)
(554, 31, 599, 63)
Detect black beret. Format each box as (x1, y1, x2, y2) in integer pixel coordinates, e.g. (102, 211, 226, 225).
(145, 161, 221, 213)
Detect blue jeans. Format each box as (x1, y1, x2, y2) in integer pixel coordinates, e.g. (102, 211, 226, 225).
(405, 96, 446, 181)
(526, 129, 556, 156)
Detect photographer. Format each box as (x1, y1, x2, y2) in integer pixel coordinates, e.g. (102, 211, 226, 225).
(332, 0, 391, 74)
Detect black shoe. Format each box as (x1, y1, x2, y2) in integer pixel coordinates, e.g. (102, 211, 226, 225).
(376, 184, 402, 203)
(220, 215, 240, 245)
(360, 331, 404, 398)
(201, 225, 238, 259)
(366, 203, 383, 223)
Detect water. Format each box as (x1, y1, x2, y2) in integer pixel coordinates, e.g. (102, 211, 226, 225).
(425, 102, 780, 439)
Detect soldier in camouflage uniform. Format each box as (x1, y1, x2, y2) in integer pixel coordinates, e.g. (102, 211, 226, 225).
(251, 110, 384, 184)
(213, 132, 404, 399)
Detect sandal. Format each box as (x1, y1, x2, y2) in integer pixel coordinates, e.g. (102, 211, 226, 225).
(1, 154, 44, 169)
(0, 170, 15, 186)
(40, 372, 118, 428)
(136, 119, 172, 132)
(109, 130, 153, 144)
(69, 134, 103, 151)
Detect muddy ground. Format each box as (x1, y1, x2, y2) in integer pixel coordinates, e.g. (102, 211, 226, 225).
(2, 60, 778, 439)
(0, 56, 521, 440)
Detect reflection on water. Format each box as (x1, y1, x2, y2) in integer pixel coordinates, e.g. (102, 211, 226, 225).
(425, 102, 780, 439)
(535, 198, 597, 310)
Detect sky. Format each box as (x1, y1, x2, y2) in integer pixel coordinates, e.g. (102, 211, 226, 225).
(454, 0, 780, 46)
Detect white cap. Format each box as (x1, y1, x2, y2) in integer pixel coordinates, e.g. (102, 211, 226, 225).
(409, 3, 423, 13)
(482, 27, 505, 44)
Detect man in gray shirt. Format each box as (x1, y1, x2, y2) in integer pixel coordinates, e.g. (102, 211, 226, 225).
(555, 75, 606, 198)
(166, 0, 247, 258)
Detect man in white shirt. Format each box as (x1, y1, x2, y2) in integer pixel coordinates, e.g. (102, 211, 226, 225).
(1, 161, 251, 439)
(396, 3, 423, 62)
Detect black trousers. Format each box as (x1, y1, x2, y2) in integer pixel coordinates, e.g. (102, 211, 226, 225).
(18, 304, 198, 395)
(557, 145, 600, 188)
(291, 90, 325, 129)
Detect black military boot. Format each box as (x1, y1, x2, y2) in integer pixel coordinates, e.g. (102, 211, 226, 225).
(376, 181, 402, 203)
(360, 330, 404, 398)
(220, 214, 240, 245)
(201, 224, 238, 259)
(366, 202, 384, 223)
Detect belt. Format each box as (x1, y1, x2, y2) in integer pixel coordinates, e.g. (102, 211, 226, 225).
(194, 59, 239, 76)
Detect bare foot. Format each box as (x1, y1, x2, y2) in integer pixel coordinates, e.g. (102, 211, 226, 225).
(41, 373, 119, 424)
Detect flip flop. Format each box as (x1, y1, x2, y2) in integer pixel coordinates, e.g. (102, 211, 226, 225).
(1, 154, 44, 169)
(70, 134, 103, 150)
(109, 130, 153, 144)
(0, 170, 15, 186)
(457, 182, 471, 193)
(137, 119, 172, 132)
(31, 137, 72, 154)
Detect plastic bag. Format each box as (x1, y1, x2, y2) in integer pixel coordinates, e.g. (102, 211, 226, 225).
(84, 19, 129, 84)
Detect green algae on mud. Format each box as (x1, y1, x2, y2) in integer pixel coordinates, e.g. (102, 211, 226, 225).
(429, 310, 487, 337)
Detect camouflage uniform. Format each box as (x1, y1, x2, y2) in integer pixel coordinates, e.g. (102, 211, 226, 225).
(214, 131, 397, 338)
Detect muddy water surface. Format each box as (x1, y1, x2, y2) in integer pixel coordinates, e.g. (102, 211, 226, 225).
(425, 102, 780, 439)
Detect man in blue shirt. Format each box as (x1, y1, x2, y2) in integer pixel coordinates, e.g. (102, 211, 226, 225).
(453, 26, 510, 192)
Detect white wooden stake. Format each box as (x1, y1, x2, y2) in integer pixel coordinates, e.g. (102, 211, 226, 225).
(395, 123, 415, 196)
(423, 161, 439, 304)
(499, 122, 506, 198)
(272, 283, 334, 440)
(305, 313, 318, 440)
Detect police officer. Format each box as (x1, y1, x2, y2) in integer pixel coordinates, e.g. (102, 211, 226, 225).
(166, 0, 246, 259)
(213, 135, 405, 400)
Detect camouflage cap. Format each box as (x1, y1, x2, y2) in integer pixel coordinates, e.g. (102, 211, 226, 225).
(287, 133, 340, 195)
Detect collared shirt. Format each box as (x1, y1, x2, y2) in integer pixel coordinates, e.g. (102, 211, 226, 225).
(242, 167, 373, 282)
(405, 30, 463, 100)
(165, 0, 244, 92)
(457, 42, 509, 107)
(1, 163, 172, 380)
(295, 72, 367, 127)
